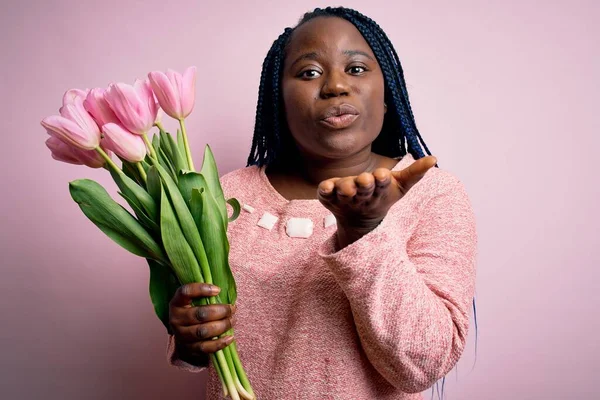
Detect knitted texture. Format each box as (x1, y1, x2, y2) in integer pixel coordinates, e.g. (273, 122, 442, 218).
(167, 154, 477, 399)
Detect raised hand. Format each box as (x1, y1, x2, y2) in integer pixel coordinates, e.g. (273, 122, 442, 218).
(317, 156, 437, 247)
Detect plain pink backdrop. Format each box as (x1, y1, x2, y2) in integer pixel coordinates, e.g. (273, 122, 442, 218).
(1, 0, 598, 399)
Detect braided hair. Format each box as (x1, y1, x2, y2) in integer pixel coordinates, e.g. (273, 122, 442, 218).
(246, 6, 432, 168)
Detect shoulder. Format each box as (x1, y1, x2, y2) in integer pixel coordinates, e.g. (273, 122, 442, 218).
(394, 155, 474, 226)
(219, 165, 262, 198)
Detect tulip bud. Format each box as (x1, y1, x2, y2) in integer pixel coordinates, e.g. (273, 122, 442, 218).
(102, 123, 147, 162)
(148, 66, 196, 119)
(45, 134, 106, 168)
(105, 80, 157, 135)
(84, 88, 120, 128)
(41, 97, 101, 150)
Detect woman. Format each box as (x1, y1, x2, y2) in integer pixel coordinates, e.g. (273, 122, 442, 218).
(167, 7, 477, 400)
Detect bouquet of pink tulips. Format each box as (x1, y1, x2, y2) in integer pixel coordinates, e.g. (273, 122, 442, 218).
(42, 67, 255, 400)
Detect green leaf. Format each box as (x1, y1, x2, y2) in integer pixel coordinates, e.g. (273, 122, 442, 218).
(178, 170, 207, 206)
(69, 179, 167, 264)
(160, 185, 202, 285)
(152, 133, 161, 154)
(226, 198, 241, 222)
(161, 131, 187, 173)
(154, 163, 212, 286)
(148, 259, 181, 333)
(157, 147, 177, 183)
(192, 183, 237, 305)
(110, 169, 158, 222)
(118, 191, 159, 233)
(200, 145, 228, 228)
(146, 166, 162, 204)
(120, 158, 142, 185)
(190, 187, 204, 229)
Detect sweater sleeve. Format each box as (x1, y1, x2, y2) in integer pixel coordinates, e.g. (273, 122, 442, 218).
(318, 171, 477, 393)
(166, 335, 209, 372)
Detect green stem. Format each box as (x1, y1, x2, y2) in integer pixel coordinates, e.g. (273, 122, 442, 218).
(210, 353, 229, 397)
(216, 349, 240, 400)
(178, 118, 195, 171)
(155, 121, 166, 133)
(142, 134, 158, 160)
(224, 344, 253, 400)
(95, 147, 121, 175)
(230, 340, 255, 398)
(136, 162, 147, 183)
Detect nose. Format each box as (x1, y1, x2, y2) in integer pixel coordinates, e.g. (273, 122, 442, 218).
(320, 70, 350, 99)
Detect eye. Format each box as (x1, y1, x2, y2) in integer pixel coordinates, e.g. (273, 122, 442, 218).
(298, 69, 322, 79)
(348, 65, 367, 75)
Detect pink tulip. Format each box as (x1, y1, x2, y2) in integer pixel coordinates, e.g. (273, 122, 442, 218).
(105, 79, 158, 135)
(45, 134, 106, 168)
(102, 123, 147, 162)
(148, 66, 196, 119)
(41, 97, 101, 150)
(62, 88, 89, 106)
(84, 88, 120, 128)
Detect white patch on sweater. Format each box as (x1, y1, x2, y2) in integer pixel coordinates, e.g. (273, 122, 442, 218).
(257, 212, 278, 230)
(286, 218, 314, 238)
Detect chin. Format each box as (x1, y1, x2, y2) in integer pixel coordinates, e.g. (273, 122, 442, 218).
(313, 134, 367, 159)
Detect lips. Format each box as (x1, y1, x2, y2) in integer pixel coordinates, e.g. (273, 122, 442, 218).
(318, 104, 360, 129)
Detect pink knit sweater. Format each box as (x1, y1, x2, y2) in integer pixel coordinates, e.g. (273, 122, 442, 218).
(167, 154, 477, 400)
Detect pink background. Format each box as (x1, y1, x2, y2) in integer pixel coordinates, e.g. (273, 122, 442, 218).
(2, 0, 598, 399)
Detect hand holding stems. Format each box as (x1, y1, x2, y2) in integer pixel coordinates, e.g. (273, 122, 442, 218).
(169, 284, 236, 366)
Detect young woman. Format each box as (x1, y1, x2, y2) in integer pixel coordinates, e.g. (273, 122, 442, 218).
(167, 7, 477, 400)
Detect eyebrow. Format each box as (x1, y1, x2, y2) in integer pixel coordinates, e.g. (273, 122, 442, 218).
(289, 49, 376, 68)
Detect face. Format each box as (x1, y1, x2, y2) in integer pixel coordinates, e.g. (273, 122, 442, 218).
(282, 17, 386, 162)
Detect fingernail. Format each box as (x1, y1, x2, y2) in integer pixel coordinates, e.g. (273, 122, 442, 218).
(211, 285, 221, 294)
(231, 304, 237, 314)
(225, 335, 234, 344)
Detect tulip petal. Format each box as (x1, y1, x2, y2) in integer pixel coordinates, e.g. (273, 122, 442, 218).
(84, 88, 120, 127)
(62, 88, 89, 106)
(60, 97, 101, 140)
(41, 115, 98, 150)
(167, 69, 183, 116)
(105, 83, 153, 135)
(46, 135, 83, 165)
(102, 123, 147, 162)
(148, 71, 181, 119)
(135, 79, 159, 124)
(74, 148, 106, 168)
(181, 66, 196, 118)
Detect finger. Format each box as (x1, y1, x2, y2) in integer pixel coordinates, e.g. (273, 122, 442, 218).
(392, 156, 437, 193)
(175, 318, 235, 342)
(355, 172, 375, 200)
(335, 177, 357, 202)
(170, 283, 221, 308)
(186, 335, 235, 355)
(175, 304, 236, 326)
(372, 168, 392, 197)
(318, 178, 341, 199)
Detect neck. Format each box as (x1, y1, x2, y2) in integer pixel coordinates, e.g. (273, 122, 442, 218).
(297, 148, 380, 185)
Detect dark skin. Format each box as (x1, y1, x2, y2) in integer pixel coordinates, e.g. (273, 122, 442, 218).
(169, 16, 437, 365)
